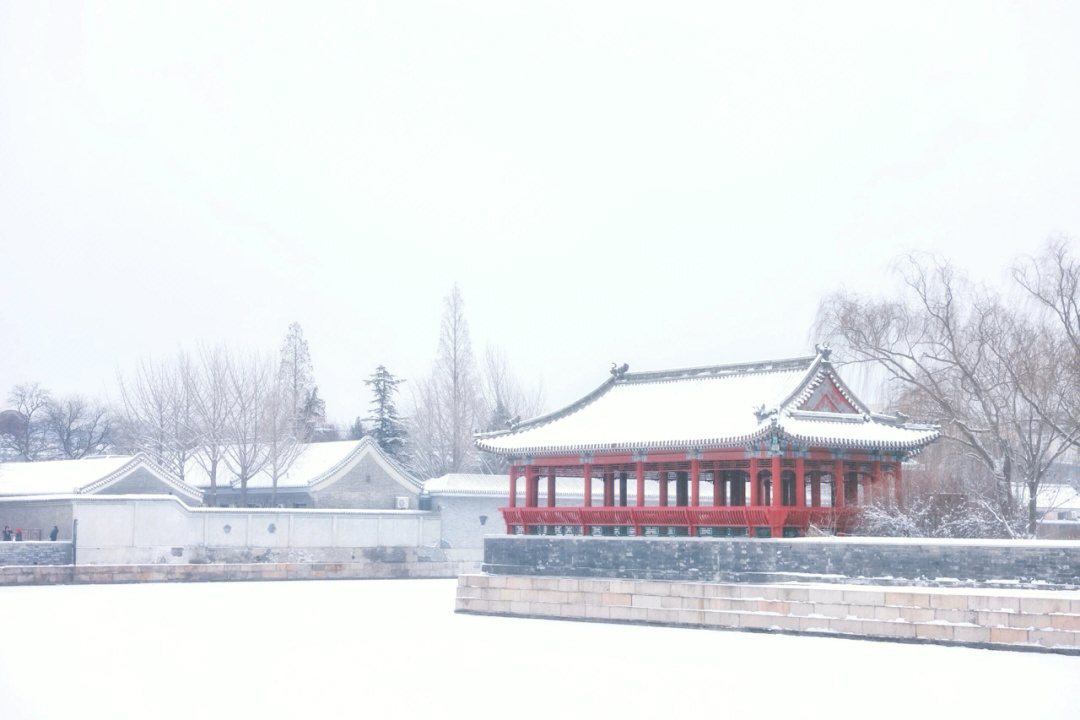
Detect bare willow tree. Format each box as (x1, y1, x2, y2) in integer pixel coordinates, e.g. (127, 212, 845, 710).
(45, 395, 114, 459)
(408, 284, 485, 478)
(816, 253, 1074, 536)
(1, 383, 53, 460)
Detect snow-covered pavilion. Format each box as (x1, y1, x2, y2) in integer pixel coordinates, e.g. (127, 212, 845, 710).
(475, 347, 939, 538)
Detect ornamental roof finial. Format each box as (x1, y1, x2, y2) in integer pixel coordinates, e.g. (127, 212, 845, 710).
(814, 342, 832, 361)
(610, 362, 629, 378)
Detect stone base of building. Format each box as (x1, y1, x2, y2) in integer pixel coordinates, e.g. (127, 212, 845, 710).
(455, 573, 1080, 653)
(0, 559, 479, 586)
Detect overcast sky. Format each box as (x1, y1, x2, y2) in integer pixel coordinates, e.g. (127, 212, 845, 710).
(3, 1, 1080, 422)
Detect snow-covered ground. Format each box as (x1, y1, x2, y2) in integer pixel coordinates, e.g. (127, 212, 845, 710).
(0, 579, 1076, 719)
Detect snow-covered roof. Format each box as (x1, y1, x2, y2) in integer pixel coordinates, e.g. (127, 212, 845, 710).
(0, 454, 203, 501)
(185, 437, 422, 492)
(476, 350, 940, 456)
(423, 472, 660, 501)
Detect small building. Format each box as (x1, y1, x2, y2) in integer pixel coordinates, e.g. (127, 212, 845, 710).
(0, 454, 204, 539)
(0, 454, 203, 503)
(186, 437, 423, 509)
(475, 348, 940, 538)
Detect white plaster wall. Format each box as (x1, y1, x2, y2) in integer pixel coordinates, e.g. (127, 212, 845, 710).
(50, 496, 441, 564)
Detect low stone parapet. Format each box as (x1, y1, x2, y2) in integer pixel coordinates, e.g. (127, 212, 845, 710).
(483, 535, 1080, 589)
(455, 573, 1080, 653)
(0, 559, 479, 586)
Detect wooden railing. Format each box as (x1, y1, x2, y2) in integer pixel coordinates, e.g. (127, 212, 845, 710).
(500, 506, 858, 536)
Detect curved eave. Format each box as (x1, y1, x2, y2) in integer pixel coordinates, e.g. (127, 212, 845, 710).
(477, 423, 941, 457)
(476, 425, 777, 457)
(775, 427, 941, 453)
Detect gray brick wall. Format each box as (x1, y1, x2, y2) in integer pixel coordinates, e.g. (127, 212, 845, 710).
(311, 455, 418, 509)
(0, 541, 73, 566)
(483, 536, 1080, 589)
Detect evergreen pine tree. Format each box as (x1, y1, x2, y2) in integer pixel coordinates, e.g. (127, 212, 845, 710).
(365, 365, 406, 458)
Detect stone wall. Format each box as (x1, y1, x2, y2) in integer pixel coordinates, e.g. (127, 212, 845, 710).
(456, 574, 1080, 652)
(483, 536, 1080, 589)
(311, 454, 419, 509)
(0, 556, 477, 586)
(0, 541, 72, 566)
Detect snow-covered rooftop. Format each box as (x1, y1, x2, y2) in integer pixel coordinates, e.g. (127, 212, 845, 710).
(185, 437, 421, 491)
(0, 454, 201, 500)
(476, 351, 940, 456)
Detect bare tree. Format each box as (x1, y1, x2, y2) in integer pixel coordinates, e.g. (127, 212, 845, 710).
(225, 353, 272, 507)
(816, 253, 1073, 536)
(117, 353, 197, 481)
(1, 383, 53, 460)
(279, 322, 315, 440)
(45, 395, 114, 458)
(263, 378, 304, 507)
(186, 344, 235, 507)
(478, 345, 546, 472)
(408, 285, 485, 478)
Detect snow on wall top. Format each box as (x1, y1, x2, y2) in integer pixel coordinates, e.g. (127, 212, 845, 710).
(475, 352, 939, 456)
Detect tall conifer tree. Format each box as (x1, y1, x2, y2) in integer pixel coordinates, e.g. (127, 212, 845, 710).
(365, 365, 406, 459)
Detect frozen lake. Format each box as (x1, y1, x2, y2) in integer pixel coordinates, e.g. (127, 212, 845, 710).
(0, 578, 1076, 719)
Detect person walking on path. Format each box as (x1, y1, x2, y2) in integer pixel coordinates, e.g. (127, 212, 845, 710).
(49, 525, 59, 541)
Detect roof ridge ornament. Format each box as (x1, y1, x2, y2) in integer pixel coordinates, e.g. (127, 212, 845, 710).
(814, 342, 832, 361)
(610, 362, 629, 378)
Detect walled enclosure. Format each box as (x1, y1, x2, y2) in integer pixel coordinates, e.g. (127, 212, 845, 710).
(0, 495, 441, 565)
(483, 536, 1080, 589)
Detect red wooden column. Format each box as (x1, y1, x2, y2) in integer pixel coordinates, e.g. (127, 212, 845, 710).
(547, 471, 556, 507)
(770, 455, 783, 537)
(749, 458, 760, 506)
(658, 471, 668, 506)
(508, 465, 518, 507)
(834, 459, 845, 508)
(795, 456, 806, 508)
(690, 459, 701, 507)
(582, 462, 592, 536)
(713, 469, 722, 506)
(635, 462, 645, 507)
(582, 463, 593, 507)
(811, 473, 821, 507)
(525, 465, 537, 507)
(603, 470, 614, 507)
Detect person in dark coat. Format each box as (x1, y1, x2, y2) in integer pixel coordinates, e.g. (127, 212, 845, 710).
(2, 526, 10, 541)
(49, 525, 59, 541)
(14, 528, 22, 541)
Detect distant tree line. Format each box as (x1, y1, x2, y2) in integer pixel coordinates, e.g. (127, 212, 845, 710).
(1, 292, 548, 494)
